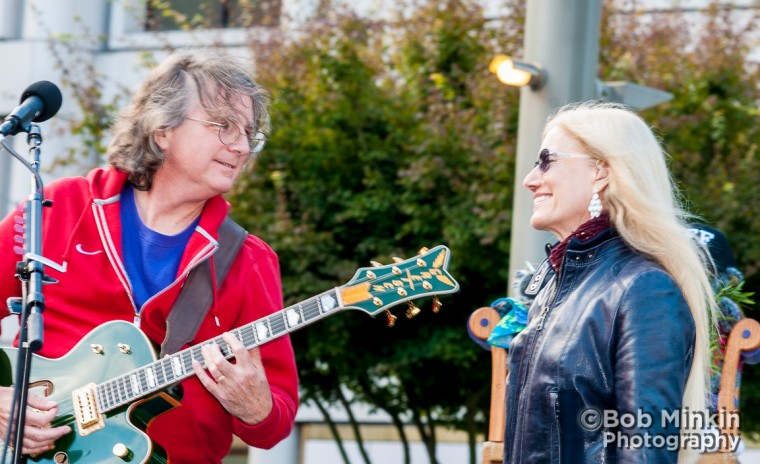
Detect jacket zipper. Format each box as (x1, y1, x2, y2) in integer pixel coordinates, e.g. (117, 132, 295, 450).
(536, 284, 559, 331)
(508, 271, 561, 461)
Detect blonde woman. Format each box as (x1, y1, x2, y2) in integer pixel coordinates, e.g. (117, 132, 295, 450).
(503, 101, 714, 463)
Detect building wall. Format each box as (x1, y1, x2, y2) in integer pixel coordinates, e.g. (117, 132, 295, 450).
(1, 0, 757, 212)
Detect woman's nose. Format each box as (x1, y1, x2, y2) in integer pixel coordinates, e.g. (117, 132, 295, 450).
(523, 166, 540, 190)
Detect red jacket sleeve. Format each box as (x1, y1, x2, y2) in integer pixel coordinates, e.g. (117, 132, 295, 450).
(230, 236, 299, 448)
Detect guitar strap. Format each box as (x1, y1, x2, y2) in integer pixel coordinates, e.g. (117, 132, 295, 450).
(159, 216, 248, 357)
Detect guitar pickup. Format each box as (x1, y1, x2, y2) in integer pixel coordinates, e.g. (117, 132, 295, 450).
(72, 383, 105, 436)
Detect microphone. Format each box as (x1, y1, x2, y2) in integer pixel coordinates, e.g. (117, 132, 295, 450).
(0, 81, 63, 136)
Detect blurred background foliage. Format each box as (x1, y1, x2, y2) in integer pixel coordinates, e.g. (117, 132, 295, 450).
(230, 0, 760, 458)
(231, 2, 521, 461)
(48, 0, 760, 461)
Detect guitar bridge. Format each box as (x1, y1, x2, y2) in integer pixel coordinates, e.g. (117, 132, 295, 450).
(72, 382, 104, 436)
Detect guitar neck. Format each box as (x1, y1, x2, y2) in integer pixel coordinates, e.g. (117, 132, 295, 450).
(96, 289, 344, 413)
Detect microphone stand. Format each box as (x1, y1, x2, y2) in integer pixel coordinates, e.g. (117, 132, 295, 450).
(1, 124, 61, 464)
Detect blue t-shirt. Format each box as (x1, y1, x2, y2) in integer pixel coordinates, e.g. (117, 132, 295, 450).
(120, 184, 198, 309)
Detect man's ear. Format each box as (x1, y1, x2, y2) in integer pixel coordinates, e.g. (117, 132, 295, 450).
(154, 129, 169, 150)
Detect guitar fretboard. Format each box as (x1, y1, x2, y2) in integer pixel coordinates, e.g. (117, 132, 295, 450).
(95, 289, 342, 412)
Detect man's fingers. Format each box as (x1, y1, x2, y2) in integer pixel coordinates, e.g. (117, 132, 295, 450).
(23, 406, 58, 428)
(22, 424, 70, 454)
(25, 394, 56, 412)
(249, 347, 265, 371)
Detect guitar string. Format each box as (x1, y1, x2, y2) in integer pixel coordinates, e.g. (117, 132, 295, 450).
(46, 254, 439, 427)
(55, 292, 333, 420)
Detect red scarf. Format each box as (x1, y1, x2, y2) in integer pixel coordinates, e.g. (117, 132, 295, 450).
(549, 212, 611, 272)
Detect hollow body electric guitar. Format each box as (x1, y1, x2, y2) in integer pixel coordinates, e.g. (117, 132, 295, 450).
(0, 245, 459, 464)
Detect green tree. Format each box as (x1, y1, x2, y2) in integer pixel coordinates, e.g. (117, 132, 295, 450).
(230, 1, 520, 462)
(600, 0, 760, 437)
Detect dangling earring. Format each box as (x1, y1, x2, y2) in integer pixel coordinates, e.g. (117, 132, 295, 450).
(588, 192, 603, 219)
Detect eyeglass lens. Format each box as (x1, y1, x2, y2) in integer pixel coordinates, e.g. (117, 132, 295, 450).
(534, 148, 553, 173)
(218, 123, 240, 145)
(217, 122, 266, 154)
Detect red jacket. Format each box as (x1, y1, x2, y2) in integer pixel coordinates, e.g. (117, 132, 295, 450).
(0, 167, 299, 463)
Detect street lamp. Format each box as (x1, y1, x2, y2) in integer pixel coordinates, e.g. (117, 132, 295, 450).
(489, 55, 673, 110)
(489, 55, 545, 90)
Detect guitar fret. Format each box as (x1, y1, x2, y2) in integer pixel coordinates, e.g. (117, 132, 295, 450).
(139, 368, 149, 391)
(170, 355, 182, 378)
(111, 380, 120, 405)
(96, 384, 107, 410)
(179, 351, 190, 373)
(159, 358, 170, 384)
(281, 311, 290, 330)
(194, 345, 205, 369)
(265, 317, 273, 338)
(115, 377, 126, 403)
(216, 338, 230, 357)
(297, 303, 307, 324)
(130, 373, 141, 395)
(102, 382, 113, 408)
(316, 297, 324, 314)
(121, 375, 131, 401)
(146, 366, 157, 388)
(230, 329, 243, 348)
(270, 315, 285, 336)
(171, 354, 184, 377)
(241, 324, 255, 348)
(303, 299, 320, 321)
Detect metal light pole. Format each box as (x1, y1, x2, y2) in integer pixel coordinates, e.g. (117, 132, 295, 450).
(507, 0, 603, 293)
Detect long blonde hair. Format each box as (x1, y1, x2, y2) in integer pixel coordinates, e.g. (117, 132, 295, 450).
(545, 101, 716, 463)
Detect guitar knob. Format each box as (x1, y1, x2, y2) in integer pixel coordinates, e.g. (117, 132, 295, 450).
(112, 443, 133, 460)
(418, 247, 429, 254)
(370, 261, 383, 267)
(392, 257, 404, 263)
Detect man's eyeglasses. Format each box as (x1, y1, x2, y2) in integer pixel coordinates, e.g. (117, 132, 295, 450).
(186, 117, 267, 154)
(534, 148, 594, 173)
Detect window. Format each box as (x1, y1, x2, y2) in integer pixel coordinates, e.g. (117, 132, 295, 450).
(144, 0, 281, 31)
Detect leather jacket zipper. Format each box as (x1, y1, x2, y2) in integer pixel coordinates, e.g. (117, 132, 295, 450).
(536, 284, 559, 331)
(507, 274, 561, 460)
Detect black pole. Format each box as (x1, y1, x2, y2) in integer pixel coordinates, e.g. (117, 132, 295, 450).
(7, 124, 48, 464)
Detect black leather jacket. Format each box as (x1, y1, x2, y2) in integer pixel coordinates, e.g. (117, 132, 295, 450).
(503, 229, 695, 463)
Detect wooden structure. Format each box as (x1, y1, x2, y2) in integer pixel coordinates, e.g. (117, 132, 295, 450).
(468, 307, 507, 464)
(468, 308, 760, 464)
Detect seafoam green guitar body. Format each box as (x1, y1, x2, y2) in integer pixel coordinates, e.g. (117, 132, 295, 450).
(1, 321, 172, 463)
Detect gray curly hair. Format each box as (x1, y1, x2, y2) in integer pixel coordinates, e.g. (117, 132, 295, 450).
(107, 51, 270, 190)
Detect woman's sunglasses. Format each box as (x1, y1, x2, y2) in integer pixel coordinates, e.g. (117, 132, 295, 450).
(534, 148, 594, 173)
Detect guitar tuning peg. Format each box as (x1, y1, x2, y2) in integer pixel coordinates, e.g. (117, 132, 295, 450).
(418, 247, 429, 255)
(370, 261, 383, 267)
(431, 296, 442, 313)
(406, 302, 421, 319)
(392, 257, 404, 263)
(385, 309, 397, 327)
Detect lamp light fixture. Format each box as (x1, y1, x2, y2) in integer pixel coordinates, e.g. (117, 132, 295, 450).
(489, 55, 545, 90)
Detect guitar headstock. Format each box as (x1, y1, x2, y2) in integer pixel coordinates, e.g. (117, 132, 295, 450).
(338, 245, 459, 324)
